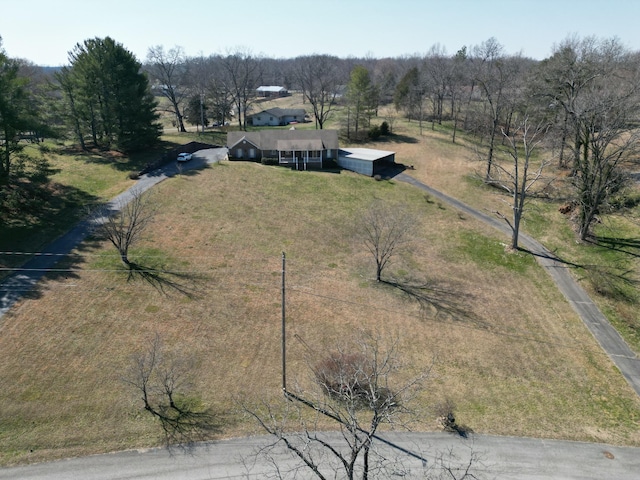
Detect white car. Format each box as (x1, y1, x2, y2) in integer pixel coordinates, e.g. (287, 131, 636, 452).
(177, 152, 192, 162)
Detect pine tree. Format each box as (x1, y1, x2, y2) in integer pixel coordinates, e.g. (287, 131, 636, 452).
(0, 40, 31, 180)
(60, 37, 162, 152)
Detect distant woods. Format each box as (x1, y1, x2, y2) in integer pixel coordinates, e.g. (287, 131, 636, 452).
(3, 34, 640, 239)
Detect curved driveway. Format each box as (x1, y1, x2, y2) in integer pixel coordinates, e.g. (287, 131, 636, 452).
(0, 148, 227, 318)
(396, 173, 640, 398)
(1, 158, 639, 478)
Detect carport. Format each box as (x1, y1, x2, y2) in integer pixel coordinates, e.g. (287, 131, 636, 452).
(337, 148, 396, 176)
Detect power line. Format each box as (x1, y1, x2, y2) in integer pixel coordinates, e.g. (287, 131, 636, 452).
(0, 251, 609, 356)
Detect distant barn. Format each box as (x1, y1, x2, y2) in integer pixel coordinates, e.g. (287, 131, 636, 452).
(256, 86, 289, 98)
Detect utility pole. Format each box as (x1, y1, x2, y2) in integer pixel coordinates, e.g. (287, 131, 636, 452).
(281, 252, 286, 393)
(200, 93, 205, 133)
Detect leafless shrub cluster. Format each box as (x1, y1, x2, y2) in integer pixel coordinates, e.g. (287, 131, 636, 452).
(123, 334, 218, 447)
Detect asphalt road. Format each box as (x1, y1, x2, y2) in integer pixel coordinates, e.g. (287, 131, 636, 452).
(1, 157, 639, 478)
(0, 432, 638, 479)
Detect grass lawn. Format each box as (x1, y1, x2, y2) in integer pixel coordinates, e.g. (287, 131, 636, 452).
(1, 98, 639, 465)
(1, 155, 639, 466)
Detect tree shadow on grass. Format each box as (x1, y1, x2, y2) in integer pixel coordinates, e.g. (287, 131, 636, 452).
(520, 245, 639, 303)
(125, 262, 208, 299)
(380, 276, 490, 331)
(586, 234, 640, 258)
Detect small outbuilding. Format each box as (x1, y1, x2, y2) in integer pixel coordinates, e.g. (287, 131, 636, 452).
(256, 86, 289, 98)
(337, 148, 396, 177)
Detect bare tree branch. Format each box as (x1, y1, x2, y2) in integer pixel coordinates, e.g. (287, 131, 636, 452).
(123, 334, 219, 448)
(91, 187, 156, 268)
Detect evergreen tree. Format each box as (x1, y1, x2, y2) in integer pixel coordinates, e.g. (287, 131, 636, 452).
(346, 65, 378, 141)
(394, 66, 422, 120)
(184, 94, 209, 130)
(0, 40, 32, 180)
(59, 37, 161, 152)
(0, 37, 56, 219)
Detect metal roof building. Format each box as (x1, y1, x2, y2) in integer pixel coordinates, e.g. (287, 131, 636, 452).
(337, 148, 396, 177)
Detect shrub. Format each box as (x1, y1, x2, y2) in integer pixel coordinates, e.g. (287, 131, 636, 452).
(313, 351, 394, 409)
(368, 125, 381, 140)
(380, 121, 390, 136)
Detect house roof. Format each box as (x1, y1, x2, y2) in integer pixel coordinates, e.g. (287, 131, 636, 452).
(248, 107, 306, 119)
(339, 147, 395, 162)
(227, 129, 339, 151)
(256, 85, 287, 92)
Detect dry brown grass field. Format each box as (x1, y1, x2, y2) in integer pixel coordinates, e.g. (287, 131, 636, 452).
(1, 96, 639, 466)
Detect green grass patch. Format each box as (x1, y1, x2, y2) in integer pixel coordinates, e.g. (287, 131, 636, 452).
(2, 101, 640, 465)
(455, 230, 536, 274)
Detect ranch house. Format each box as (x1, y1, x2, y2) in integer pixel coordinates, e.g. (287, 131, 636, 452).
(226, 130, 397, 176)
(227, 129, 339, 170)
(248, 108, 307, 126)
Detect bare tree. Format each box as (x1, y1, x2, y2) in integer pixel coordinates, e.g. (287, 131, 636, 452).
(493, 114, 551, 249)
(203, 55, 235, 127)
(568, 41, 640, 240)
(244, 331, 437, 480)
(357, 200, 417, 282)
(91, 188, 155, 269)
(146, 45, 189, 133)
(450, 46, 470, 143)
(532, 35, 617, 172)
(123, 334, 217, 446)
(572, 88, 640, 240)
(221, 48, 262, 130)
(294, 54, 342, 129)
(423, 44, 451, 129)
(471, 38, 524, 181)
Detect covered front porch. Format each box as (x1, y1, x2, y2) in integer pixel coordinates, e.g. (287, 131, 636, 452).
(276, 138, 324, 170)
(278, 150, 323, 170)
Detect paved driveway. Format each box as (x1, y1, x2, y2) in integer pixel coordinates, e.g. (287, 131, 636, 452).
(1, 158, 639, 479)
(0, 148, 228, 318)
(397, 172, 640, 398)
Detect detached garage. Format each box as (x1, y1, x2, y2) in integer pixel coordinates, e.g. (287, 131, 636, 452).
(337, 148, 396, 177)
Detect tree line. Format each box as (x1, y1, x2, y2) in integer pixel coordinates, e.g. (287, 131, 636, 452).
(149, 35, 640, 243)
(2, 34, 640, 242)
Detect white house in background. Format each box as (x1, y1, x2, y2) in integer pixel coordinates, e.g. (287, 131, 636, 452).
(256, 85, 289, 97)
(248, 108, 307, 126)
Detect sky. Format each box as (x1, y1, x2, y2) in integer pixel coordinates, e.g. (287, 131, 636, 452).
(2, 0, 640, 66)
